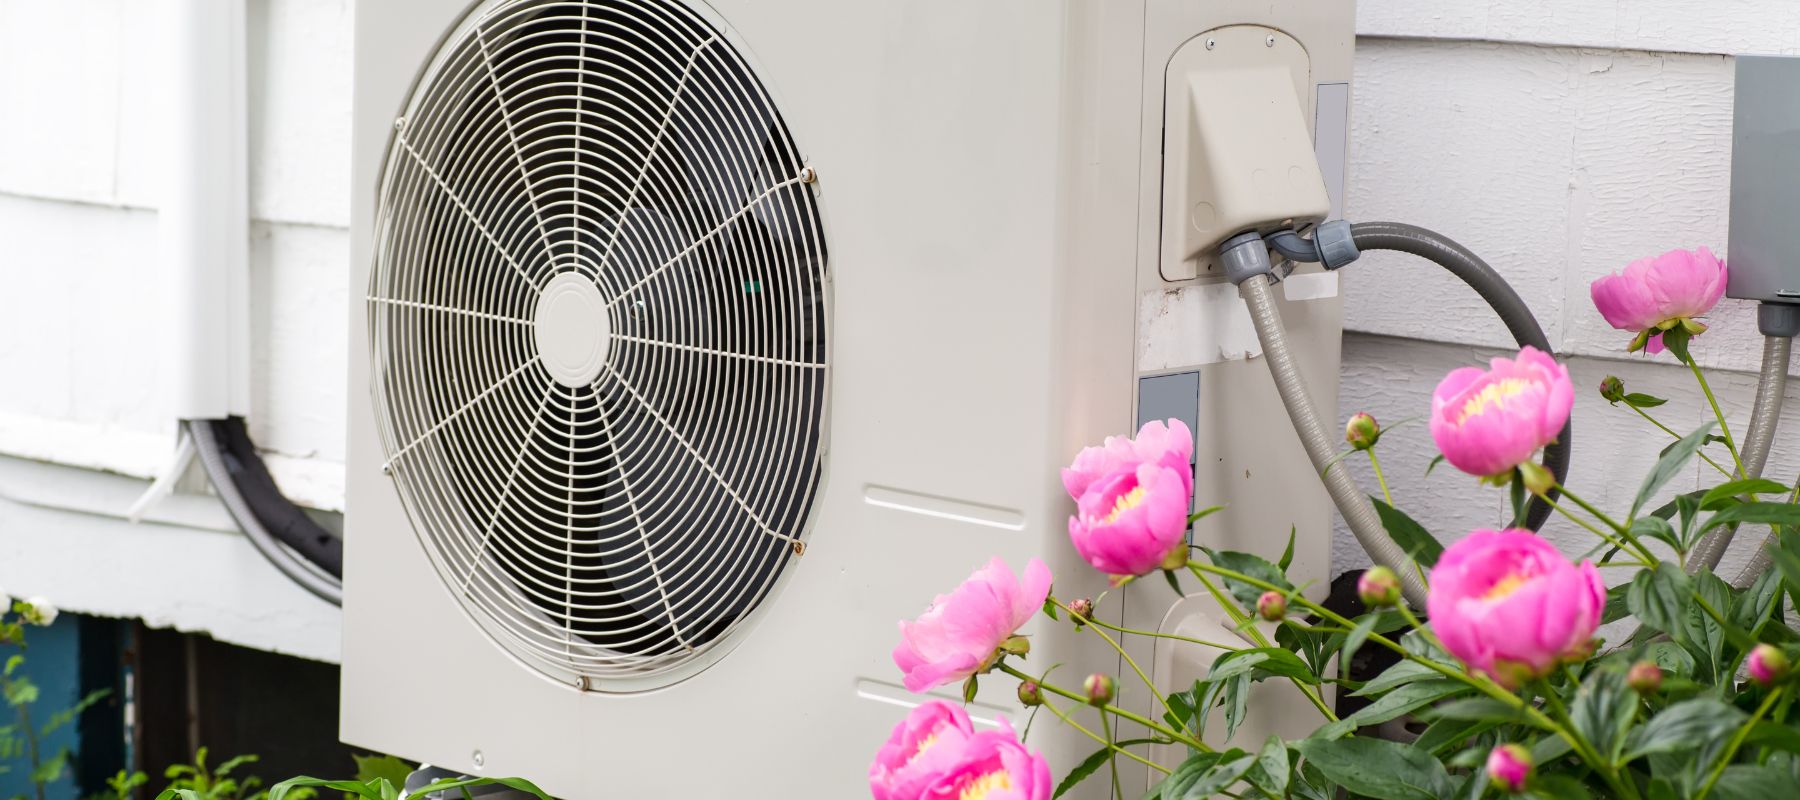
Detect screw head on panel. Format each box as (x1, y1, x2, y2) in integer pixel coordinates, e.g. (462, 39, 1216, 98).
(471, 750, 484, 769)
(394, 117, 406, 130)
(1266, 34, 1276, 47)
(1204, 38, 1216, 50)
(798, 165, 818, 184)
(380, 463, 392, 476)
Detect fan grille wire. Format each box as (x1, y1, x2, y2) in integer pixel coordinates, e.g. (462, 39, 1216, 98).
(367, 0, 828, 684)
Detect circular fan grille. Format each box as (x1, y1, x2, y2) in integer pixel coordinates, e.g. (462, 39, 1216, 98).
(368, 0, 828, 685)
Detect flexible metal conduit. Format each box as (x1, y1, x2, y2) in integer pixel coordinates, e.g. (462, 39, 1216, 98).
(1347, 222, 1570, 532)
(1239, 275, 1428, 608)
(189, 419, 344, 605)
(1686, 336, 1790, 577)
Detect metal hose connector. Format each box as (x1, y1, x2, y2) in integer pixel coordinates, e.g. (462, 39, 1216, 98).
(1238, 274, 1428, 608)
(1687, 336, 1788, 575)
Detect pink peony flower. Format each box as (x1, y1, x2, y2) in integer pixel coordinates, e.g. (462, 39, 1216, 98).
(893, 558, 1051, 693)
(1590, 246, 1727, 354)
(1061, 419, 1193, 501)
(920, 725, 1053, 800)
(1429, 346, 1573, 478)
(1067, 462, 1191, 577)
(869, 701, 978, 800)
(1486, 743, 1533, 793)
(1427, 530, 1604, 689)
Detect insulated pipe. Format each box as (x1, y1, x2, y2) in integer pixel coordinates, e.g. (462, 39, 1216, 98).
(1346, 222, 1569, 532)
(189, 419, 344, 605)
(1689, 334, 1789, 577)
(1237, 273, 1429, 608)
(165, 0, 251, 419)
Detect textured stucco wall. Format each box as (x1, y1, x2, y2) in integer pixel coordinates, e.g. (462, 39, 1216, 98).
(0, 0, 1792, 659)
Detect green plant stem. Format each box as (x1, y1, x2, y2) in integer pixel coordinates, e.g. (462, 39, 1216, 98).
(1545, 494, 1656, 565)
(1392, 603, 1444, 654)
(995, 662, 1208, 752)
(1185, 568, 1337, 721)
(1762, 693, 1795, 766)
(1555, 484, 1630, 536)
(1687, 359, 1747, 477)
(1038, 699, 1171, 775)
(1628, 405, 1733, 478)
(1080, 616, 1243, 653)
(1185, 559, 1643, 800)
(1101, 708, 1123, 799)
(1048, 594, 1177, 722)
(1697, 687, 1785, 800)
(1367, 450, 1394, 506)
(19, 701, 42, 800)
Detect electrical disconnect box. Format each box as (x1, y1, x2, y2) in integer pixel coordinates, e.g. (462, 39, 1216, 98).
(1729, 56, 1800, 304)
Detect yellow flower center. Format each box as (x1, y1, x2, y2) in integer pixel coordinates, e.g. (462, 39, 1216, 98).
(914, 733, 939, 760)
(1457, 378, 1534, 423)
(1105, 487, 1147, 523)
(1484, 572, 1530, 601)
(960, 771, 1014, 800)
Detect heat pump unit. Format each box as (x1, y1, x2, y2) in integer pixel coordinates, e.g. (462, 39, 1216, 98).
(341, 1, 1354, 796)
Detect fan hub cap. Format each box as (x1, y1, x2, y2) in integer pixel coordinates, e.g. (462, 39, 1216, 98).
(533, 272, 611, 388)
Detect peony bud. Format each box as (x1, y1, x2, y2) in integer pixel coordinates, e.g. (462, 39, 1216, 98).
(1486, 743, 1533, 793)
(1256, 591, 1287, 622)
(1357, 566, 1401, 608)
(19, 597, 57, 627)
(1749, 644, 1790, 687)
(1017, 681, 1043, 707)
(1517, 461, 1554, 498)
(1083, 673, 1115, 707)
(1345, 413, 1381, 451)
(1066, 597, 1094, 624)
(1599, 376, 1626, 404)
(1627, 660, 1663, 695)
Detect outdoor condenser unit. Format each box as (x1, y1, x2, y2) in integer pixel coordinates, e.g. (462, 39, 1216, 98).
(341, 1, 1354, 796)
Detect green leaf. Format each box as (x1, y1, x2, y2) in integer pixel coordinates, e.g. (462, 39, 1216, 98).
(1223, 674, 1251, 742)
(1734, 568, 1783, 634)
(1411, 717, 1498, 756)
(1709, 764, 1797, 800)
(1569, 669, 1635, 763)
(1770, 531, 1800, 615)
(1041, 598, 1060, 621)
(1661, 325, 1693, 363)
(1293, 736, 1454, 800)
(1185, 753, 1257, 799)
(1700, 479, 1791, 510)
(1621, 697, 1746, 763)
(1629, 516, 1681, 552)
(1201, 549, 1292, 610)
(350, 755, 414, 792)
(1370, 497, 1444, 568)
(1352, 659, 1441, 697)
(1343, 614, 1377, 665)
(1627, 563, 1692, 640)
(1696, 502, 1800, 538)
(1313, 680, 1463, 739)
(1743, 721, 1800, 755)
(1053, 739, 1163, 799)
(1623, 392, 1668, 408)
(1278, 527, 1297, 572)
(1527, 773, 1592, 799)
(1207, 647, 1319, 684)
(1156, 752, 1231, 800)
(1425, 697, 1537, 726)
(1425, 454, 1446, 477)
(1633, 423, 1715, 521)
(1247, 736, 1289, 796)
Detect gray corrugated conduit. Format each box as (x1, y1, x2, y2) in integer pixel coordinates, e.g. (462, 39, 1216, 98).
(1224, 221, 1572, 610)
(1687, 334, 1789, 577)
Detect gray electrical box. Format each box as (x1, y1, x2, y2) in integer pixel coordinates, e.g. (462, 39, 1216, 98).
(1729, 55, 1800, 304)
